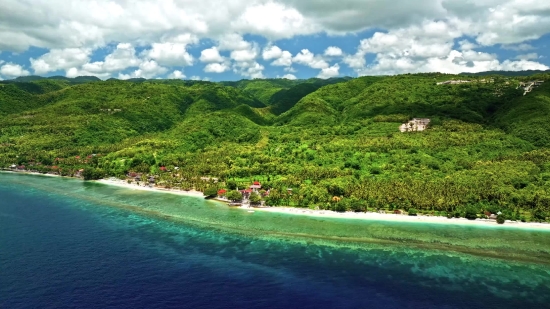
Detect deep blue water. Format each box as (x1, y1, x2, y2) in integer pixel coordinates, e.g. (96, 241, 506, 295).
(1, 174, 549, 309)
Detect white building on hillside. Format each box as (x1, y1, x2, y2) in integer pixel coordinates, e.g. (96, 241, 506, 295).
(399, 118, 431, 132)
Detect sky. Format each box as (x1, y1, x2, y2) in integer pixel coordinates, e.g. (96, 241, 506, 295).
(0, 0, 549, 81)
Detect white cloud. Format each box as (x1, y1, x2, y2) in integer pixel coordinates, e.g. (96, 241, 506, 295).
(502, 43, 535, 51)
(82, 43, 140, 74)
(142, 42, 194, 66)
(190, 75, 210, 81)
(117, 60, 168, 79)
(233, 61, 264, 78)
(204, 63, 229, 73)
(168, 70, 186, 79)
(344, 19, 550, 76)
(1, 0, 549, 53)
(272, 51, 293, 67)
(66, 67, 110, 79)
(200, 47, 224, 63)
(0, 63, 30, 78)
(515, 53, 539, 60)
(262, 45, 283, 60)
(218, 33, 251, 51)
(293, 49, 329, 69)
(282, 74, 297, 80)
(230, 48, 258, 62)
(231, 2, 318, 39)
(30, 48, 91, 75)
(283, 66, 296, 72)
(458, 40, 478, 51)
(0, 0, 549, 80)
(132, 60, 168, 79)
(499, 59, 549, 71)
(318, 64, 340, 79)
(263, 45, 293, 67)
(324, 46, 343, 57)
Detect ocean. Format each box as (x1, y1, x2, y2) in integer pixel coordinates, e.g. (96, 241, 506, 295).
(1, 172, 549, 309)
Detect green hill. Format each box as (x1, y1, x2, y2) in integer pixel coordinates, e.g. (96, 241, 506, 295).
(1, 74, 550, 221)
(11, 75, 101, 84)
(495, 80, 550, 147)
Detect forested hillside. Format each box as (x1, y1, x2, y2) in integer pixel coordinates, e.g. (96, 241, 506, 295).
(1, 73, 549, 222)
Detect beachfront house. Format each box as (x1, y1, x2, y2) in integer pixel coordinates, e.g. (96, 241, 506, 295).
(240, 188, 253, 199)
(250, 181, 262, 192)
(217, 189, 227, 199)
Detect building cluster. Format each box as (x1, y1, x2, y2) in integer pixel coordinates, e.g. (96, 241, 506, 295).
(99, 108, 123, 113)
(399, 118, 431, 132)
(518, 80, 544, 96)
(436, 80, 471, 85)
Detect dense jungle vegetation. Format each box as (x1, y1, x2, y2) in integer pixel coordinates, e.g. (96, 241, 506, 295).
(1, 72, 550, 222)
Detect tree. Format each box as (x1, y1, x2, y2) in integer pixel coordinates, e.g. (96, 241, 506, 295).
(227, 180, 237, 190)
(464, 207, 478, 220)
(82, 168, 105, 180)
(496, 214, 506, 224)
(408, 208, 418, 216)
(226, 190, 243, 202)
(249, 192, 262, 205)
(203, 186, 218, 198)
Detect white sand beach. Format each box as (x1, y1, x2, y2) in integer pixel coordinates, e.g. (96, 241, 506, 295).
(4, 170, 549, 230)
(95, 178, 205, 198)
(253, 206, 550, 230)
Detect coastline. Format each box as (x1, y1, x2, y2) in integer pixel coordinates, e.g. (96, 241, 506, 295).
(94, 178, 205, 198)
(254, 206, 550, 230)
(0, 169, 61, 177)
(3, 170, 549, 230)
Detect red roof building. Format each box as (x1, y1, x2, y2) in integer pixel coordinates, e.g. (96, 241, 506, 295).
(217, 189, 227, 196)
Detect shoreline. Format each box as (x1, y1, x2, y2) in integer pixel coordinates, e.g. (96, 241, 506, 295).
(3, 170, 550, 230)
(253, 206, 550, 230)
(94, 178, 205, 198)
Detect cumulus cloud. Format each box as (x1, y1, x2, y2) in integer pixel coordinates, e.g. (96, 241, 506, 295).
(82, 43, 140, 74)
(231, 2, 318, 39)
(0, 0, 548, 80)
(200, 47, 224, 63)
(263, 45, 293, 67)
(142, 42, 194, 66)
(233, 61, 265, 79)
(515, 53, 539, 60)
(168, 70, 186, 79)
(190, 75, 210, 81)
(231, 48, 258, 62)
(273, 52, 293, 67)
(458, 40, 478, 51)
(293, 49, 329, 69)
(0, 62, 30, 78)
(263, 45, 283, 60)
(117, 60, 167, 79)
(204, 63, 229, 73)
(30, 48, 91, 75)
(324, 46, 343, 57)
(1, 0, 549, 52)
(318, 64, 340, 79)
(282, 73, 297, 80)
(343, 18, 549, 76)
(502, 43, 535, 51)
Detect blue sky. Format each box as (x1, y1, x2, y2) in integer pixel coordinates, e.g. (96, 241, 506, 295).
(0, 0, 549, 81)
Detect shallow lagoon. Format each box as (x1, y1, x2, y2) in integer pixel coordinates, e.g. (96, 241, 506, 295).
(1, 172, 549, 308)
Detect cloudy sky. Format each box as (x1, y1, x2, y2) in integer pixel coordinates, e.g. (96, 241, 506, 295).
(0, 0, 549, 81)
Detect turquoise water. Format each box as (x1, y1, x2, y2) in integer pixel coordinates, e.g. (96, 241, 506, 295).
(1, 172, 549, 308)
